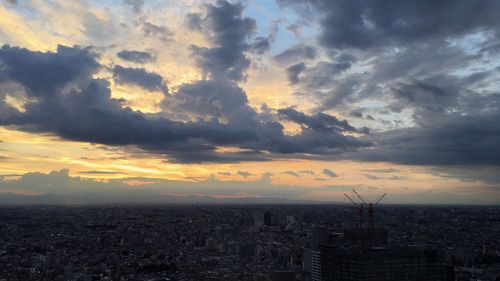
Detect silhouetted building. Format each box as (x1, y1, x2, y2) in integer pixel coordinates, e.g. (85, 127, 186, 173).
(264, 211, 272, 226)
(312, 226, 328, 250)
(312, 249, 322, 281)
(319, 245, 453, 281)
(254, 211, 271, 227)
(310, 226, 329, 281)
(344, 228, 388, 248)
(273, 271, 295, 281)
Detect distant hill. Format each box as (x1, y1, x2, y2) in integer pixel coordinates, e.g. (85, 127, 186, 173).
(0, 192, 338, 205)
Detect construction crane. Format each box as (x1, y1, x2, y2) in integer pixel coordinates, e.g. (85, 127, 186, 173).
(345, 190, 387, 228)
(344, 193, 365, 227)
(352, 189, 367, 205)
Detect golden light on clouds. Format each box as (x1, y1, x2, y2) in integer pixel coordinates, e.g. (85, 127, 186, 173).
(0, 0, 498, 204)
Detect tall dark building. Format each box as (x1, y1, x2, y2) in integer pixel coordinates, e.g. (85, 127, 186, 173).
(312, 226, 328, 249)
(344, 227, 388, 248)
(264, 211, 272, 226)
(311, 226, 329, 281)
(319, 245, 454, 281)
(309, 213, 453, 281)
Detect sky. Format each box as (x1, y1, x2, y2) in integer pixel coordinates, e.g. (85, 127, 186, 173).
(0, 0, 499, 204)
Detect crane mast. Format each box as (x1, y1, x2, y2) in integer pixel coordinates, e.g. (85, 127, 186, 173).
(345, 190, 387, 228)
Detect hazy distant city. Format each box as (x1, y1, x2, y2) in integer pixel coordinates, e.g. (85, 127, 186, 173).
(0, 203, 498, 280)
(1, 0, 500, 280)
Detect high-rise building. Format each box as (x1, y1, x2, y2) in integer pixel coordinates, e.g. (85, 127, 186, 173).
(310, 226, 328, 281)
(254, 211, 264, 227)
(344, 227, 388, 248)
(264, 211, 272, 226)
(312, 249, 322, 281)
(308, 222, 452, 280)
(311, 226, 328, 250)
(318, 245, 453, 281)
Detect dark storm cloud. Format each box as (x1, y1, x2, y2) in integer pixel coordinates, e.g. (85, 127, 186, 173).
(277, 0, 500, 49)
(282, 30, 478, 113)
(159, 148, 270, 164)
(0, 45, 98, 97)
(343, 69, 500, 166)
(163, 80, 253, 122)
(352, 93, 500, 165)
(117, 50, 155, 63)
(189, 0, 256, 82)
(276, 0, 500, 169)
(112, 65, 168, 93)
(429, 166, 500, 186)
(0, 44, 368, 163)
(391, 78, 459, 113)
(278, 107, 360, 133)
(286, 62, 306, 84)
(300, 61, 352, 89)
(273, 44, 316, 65)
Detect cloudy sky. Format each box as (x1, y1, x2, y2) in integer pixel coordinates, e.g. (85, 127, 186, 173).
(0, 0, 499, 204)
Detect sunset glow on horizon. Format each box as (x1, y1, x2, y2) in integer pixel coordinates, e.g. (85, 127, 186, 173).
(0, 0, 499, 205)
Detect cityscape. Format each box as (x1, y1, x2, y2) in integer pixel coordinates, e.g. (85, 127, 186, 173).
(0, 202, 499, 280)
(1, 0, 500, 280)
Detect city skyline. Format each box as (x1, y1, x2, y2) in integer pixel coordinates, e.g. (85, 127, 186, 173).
(1, 0, 500, 204)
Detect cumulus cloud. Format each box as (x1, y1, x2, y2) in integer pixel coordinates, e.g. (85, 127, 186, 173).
(351, 102, 500, 166)
(277, 107, 362, 133)
(277, 0, 500, 49)
(0, 169, 312, 200)
(3, 42, 364, 166)
(112, 65, 168, 93)
(275, 0, 500, 168)
(188, 0, 256, 82)
(3, 0, 498, 169)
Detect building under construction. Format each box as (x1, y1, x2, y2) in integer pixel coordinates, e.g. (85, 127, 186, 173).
(318, 245, 453, 281)
(309, 190, 453, 281)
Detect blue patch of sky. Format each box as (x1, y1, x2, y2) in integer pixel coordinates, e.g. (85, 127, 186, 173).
(244, 0, 312, 56)
(4, 0, 39, 19)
